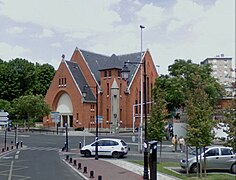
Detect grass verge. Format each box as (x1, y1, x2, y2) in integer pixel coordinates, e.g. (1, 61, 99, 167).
(129, 160, 235, 180)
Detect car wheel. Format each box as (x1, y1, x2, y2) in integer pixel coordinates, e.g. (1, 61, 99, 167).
(112, 152, 120, 158)
(231, 163, 236, 174)
(190, 163, 199, 173)
(84, 150, 91, 157)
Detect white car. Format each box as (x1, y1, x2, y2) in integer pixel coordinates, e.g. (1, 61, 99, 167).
(80, 138, 128, 158)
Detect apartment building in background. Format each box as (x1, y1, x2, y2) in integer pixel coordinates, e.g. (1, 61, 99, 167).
(201, 54, 235, 97)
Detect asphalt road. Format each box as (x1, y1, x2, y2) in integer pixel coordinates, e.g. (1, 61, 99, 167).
(0, 130, 186, 179)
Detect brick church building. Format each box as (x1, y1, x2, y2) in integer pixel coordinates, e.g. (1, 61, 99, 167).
(43, 47, 158, 132)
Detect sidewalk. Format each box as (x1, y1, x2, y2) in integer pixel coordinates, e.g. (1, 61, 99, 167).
(61, 149, 179, 180)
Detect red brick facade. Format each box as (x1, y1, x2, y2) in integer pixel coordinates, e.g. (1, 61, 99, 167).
(43, 48, 158, 130)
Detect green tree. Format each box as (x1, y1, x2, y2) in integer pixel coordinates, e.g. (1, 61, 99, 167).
(12, 94, 51, 127)
(220, 98, 236, 151)
(33, 63, 55, 96)
(160, 59, 223, 110)
(186, 75, 215, 178)
(148, 78, 168, 162)
(0, 58, 55, 101)
(0, 61, 21, 101)
(8, 58, 36, 95)
(0, 99, 11, 112)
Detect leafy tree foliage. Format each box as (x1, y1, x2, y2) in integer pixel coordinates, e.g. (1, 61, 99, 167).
(33, 63, 55, 95)
(12, 94, 51, 121)
(220, 99, 236, 151)
(148, 79, 168, 162)
(148, 80, 167, 141)
(0, 99, 12, 112)
(186, 75, 215, 147)
(158, 59, 223, 111)
(0, 58, 55, 101)
(186, 75, 215, 178)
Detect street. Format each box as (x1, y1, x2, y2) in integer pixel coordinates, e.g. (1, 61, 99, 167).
(0, 130, 185, 180)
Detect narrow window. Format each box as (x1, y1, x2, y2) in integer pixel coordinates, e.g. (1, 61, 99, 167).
(135, 100, 138, 114)
(109, 70, 111, 77)
(104, 71, 107, 77)
(106, 109, 109, 121)
(107, 83, 109, 95)
(64, 78, 66, 85)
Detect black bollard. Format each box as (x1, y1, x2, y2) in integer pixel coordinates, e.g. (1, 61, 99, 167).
(11, 141, 13, 144)
(78, 163, 81, 169)
(2, 148, 4, 152)
(16, 142, 19, 149)
(66, 155, 69, 161)
(69, 157, 72, 163)
(83, 166, 87, 173)
(73, 160, 77, 166)
(98, 175, 102, 180)
(20, 141, 23, 147)
(90, 171, 95, 178)
(7, 147, 9, 151)
(79, 142, 82, 149)
(11, 146, 13, 149)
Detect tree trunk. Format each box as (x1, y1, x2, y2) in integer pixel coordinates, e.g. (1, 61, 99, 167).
(199, 147, 202, 178)
(203, 146, 207, 177)
(186, 143, 189, 175)
(159, 140, 162, 163)
(196, 146, 199, 178)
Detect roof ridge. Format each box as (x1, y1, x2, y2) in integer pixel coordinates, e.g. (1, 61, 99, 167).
(79, 49, 110, 57)
(117, 51, 144, 56)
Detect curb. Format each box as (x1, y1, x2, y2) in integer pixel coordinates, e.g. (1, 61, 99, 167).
(62, 158, 89, 180)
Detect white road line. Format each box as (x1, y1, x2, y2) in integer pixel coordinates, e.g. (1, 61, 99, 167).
(16, 150, 20, 154)
(8, 160, 14, 180)
(15, 155, 19, 159)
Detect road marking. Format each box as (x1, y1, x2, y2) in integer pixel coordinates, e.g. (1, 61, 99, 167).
(15, 155, 19, 159)
(2, 156, 13, 159)
(22, 147, 59, 151)
(8, 160, 14, 180)
(16, 151, 20, 155)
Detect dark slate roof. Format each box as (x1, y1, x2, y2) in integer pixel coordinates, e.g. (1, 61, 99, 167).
(80, 49, 109, 83)
(80, 49, 144, 84)
(66, 49, 146, 102)
(65, 60, 96, 102)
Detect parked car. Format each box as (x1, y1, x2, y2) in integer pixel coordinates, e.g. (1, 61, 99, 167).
(180, 145, 236, 174)
(80, 138, 128, 158)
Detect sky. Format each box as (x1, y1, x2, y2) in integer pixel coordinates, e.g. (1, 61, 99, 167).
(0, 0, 235, 75)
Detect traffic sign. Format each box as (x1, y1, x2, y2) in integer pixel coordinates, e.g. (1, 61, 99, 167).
(0, 121, 8, 125)
(51, 111, 60, 123)
(0, 110, 9, 126)
(0, 116, 9, 121)
(0, 111, 9, 117)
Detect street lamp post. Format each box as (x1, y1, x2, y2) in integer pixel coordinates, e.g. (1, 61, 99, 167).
(65, 122, 68, 152)
(82, 85, 99, 160)
(121, 24, 149, 180)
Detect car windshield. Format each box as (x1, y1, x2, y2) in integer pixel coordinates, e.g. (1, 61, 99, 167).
(190, 147, 209, 155)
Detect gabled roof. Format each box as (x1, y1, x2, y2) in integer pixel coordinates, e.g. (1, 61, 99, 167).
(65, 60, 96, 102)
(79, 49, 144, 85)
(66, 48, 147, 101)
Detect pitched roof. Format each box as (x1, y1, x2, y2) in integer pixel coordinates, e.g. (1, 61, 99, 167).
(79, 49, 144, 84)
(66, 49, 145, 101)
(65, 60, 96, 102)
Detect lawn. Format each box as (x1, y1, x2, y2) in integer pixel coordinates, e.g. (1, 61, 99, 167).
(129, 160, 236, 180)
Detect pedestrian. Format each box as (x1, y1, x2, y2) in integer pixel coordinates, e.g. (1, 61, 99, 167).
(172, 135, 177, 152)
(178, 136, 185, 152)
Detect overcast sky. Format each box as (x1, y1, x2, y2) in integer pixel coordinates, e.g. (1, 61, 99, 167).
(0, 0, 235, 74)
